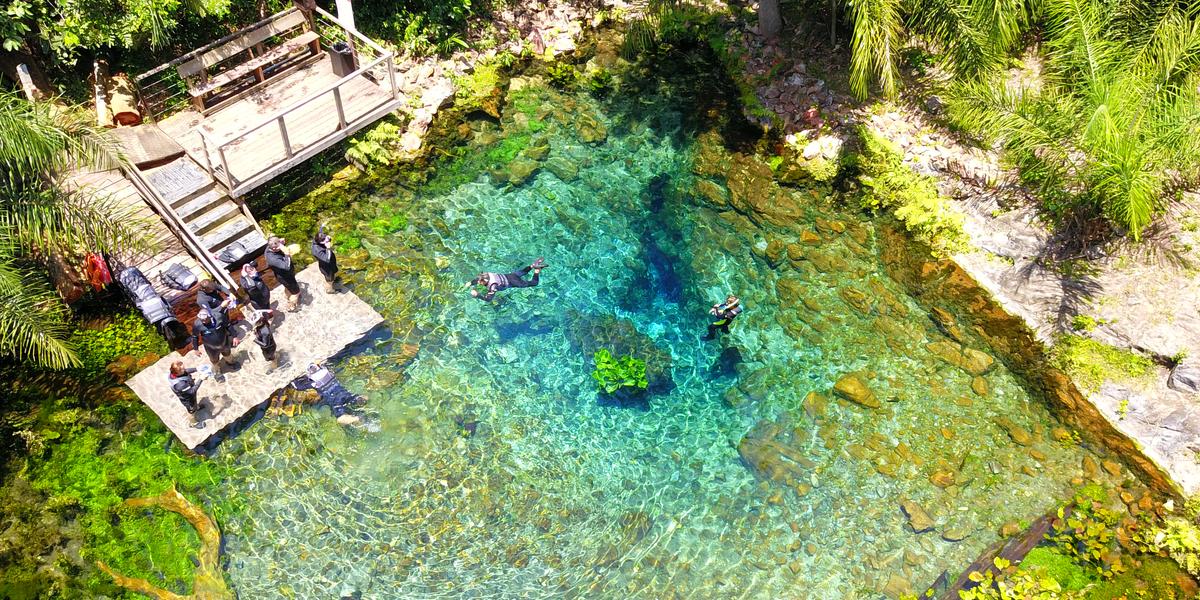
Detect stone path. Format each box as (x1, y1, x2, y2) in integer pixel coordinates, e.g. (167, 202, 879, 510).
(125, 265, 384, 450)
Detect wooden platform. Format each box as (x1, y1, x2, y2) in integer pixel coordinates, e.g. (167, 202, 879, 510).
(156, 54, 400, 196)
(125, 264, 384, 450)
(63, 167, 210, 302)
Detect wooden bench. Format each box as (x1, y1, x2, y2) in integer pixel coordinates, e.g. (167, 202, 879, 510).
(177, 10, 322, 114)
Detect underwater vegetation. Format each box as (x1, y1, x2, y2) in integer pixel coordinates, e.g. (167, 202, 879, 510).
(591, 348, 649, 394)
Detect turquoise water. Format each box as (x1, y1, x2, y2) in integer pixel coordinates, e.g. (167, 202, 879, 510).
(214, 54, 1123, 599)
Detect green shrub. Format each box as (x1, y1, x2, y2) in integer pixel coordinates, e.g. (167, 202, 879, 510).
(453, 61, 504, 107)
(1049, 334, 1155, 393)
(1134, 516, 1200, 577)
(1070, 315, 1098, 332)
(546, 62, 579, 89)
(591, 349, 648, 394)
(345, 122, 404, 170)
(69, 313, 167, 374)
(852, 127, 968, 256)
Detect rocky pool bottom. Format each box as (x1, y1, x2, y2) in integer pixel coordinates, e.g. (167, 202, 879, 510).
(0, 44, 1185, 599)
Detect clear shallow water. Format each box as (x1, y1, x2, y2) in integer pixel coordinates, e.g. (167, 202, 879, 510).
(212, 59, 1122, 599)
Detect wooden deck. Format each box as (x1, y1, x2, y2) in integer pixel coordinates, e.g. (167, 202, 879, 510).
(64, 167, 210, 302)
(125, 264, 384, 450)
(156, 54, 400, 196)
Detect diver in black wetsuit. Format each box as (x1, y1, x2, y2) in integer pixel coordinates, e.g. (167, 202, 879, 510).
(705, 294, 744, 340)
(168, 361, 207, 428)
(294, 363, 364, 425)
(466, 258, 546, 301)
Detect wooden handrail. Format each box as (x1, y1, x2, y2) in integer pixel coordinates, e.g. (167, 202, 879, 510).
(122, 166, 236, 289)
(313, 6, 391, 56)
(213, 54, 387, 151)
(136, 7, 302, 82)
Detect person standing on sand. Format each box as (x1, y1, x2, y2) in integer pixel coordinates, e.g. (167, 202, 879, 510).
(253, 318, 280, 372)
(310, 228, 343, 294)
(191, 309, 239, 380)
(265, 236, 302, 312)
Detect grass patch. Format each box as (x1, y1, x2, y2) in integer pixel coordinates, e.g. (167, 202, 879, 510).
(1049, 334, 1156, 393)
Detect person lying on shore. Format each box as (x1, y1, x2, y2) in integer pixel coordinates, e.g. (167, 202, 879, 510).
(465, 258, 546, 301)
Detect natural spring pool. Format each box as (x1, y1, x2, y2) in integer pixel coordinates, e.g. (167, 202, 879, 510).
(207, 50, 1128, 599)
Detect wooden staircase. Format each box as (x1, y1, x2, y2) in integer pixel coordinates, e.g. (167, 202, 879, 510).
(133, 156, 266, 287)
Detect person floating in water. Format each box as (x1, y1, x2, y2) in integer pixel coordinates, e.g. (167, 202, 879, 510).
(168, 361, 207, 428)
(705, 294, 743, 340)
(293, 363, 364, 426)
(466, 258, 546, 301)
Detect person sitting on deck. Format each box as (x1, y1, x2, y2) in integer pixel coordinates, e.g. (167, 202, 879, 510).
(168, 360, 207, 428)
(196, 279, 235, 312)
(293, 363, 364, 426)
(240, 263, 273, 317)
(191, 308, 239, 381)
(265, 236, 302, 313)
(311, 227, 344, 294)
(466, 258, 547, 301)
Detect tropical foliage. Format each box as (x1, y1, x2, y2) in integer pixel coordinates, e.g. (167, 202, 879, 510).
(0, 93, 149, 369)
(0, 0, 232, 66)
(946, 0, 1200, 240)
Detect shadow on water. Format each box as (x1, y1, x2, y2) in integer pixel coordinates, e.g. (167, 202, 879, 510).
(495, 314, 556, 343)
(709, 346, 743, 380)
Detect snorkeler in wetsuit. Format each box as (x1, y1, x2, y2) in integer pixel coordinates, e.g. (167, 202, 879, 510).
(705, 294, 743, 340)
(466, 258, 546, 301)
(293, 363, 364, 425)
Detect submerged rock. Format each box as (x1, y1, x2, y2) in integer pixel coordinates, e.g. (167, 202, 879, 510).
(832, 373, 880, 408)
(506, 157, 541, 186)
(899, 498, 935, 533)
(993, 417, 1034, 446)
(1169, 360, 1200, 393)
(926, 340, 995, 376)
(544, 156, 579, 182)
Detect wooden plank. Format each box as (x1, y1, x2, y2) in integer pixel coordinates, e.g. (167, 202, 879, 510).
(146, 159, 211, 204)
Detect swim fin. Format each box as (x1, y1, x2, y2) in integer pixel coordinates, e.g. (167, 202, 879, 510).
(531, 257, 548, 269)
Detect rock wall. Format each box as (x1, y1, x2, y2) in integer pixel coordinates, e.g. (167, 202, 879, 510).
(878, 224, 1183, 499)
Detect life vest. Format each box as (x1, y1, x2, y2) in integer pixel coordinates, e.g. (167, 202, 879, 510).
(309, 366, 335, 390)
(484, 272, 508, 290)
(84, 253, 112, 291)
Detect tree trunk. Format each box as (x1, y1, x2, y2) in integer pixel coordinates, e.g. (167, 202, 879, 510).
(0, 50, 54, 98)
(759, 0, 782, 39)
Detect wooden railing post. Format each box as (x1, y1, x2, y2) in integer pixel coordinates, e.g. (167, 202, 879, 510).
(218, 145, 235, 195)
(387, 54, 398, 100)
(277, 116, 293, 158)
(198, 130, 213, 174)
(332, 87, 347, 129)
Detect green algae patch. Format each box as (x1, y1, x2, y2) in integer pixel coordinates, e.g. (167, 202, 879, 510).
(70, 312, 168, 375)
(1049, 334, 1156, 394)
(1020, 547, 1097, 591)
(5, 395, 237, 597)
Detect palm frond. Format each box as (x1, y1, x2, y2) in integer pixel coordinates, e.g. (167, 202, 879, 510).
(849, 0, 904, 98)
(0, 259, 80, 370)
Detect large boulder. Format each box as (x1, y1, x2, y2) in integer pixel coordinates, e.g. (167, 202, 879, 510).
(899, 498, 935, 533)
(926, 340, 995, 376)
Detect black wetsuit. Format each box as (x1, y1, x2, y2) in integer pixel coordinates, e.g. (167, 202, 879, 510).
(170, 368, 202, 413)
(240, 272, 271, 311)
(254, 323, 277, 361)
(311, 241, 338, 283)
(295, 367, 359, 417)
(192, 310, 232, 361)
(196, 283, 233, 311)
(265, 248, 300, 294)
(706, 303, 743, 339)
(474, 266, 539, 301)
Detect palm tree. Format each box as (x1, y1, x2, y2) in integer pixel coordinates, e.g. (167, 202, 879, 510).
(0, 93, 150, 369)
(946, 0, 1200, 240)
(846, 0, 1028, 98)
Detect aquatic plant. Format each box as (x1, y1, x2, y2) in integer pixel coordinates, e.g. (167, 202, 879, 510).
(546, 62, 580, 89)
(483, 133, 532, 167)
(1049, 334, 1155, 393)
(69, 312, 167, 375)
(586, 68, 616, 97)
(957, 557, 1086, 599)
(850, 126, 968, 256)
(591, 348, 648, 394)
(1046, 491, 1125, 578)
(369, 213, 409, 236)
(1019, 547, 1097, 591)
(1135, 514, 1200, 577)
